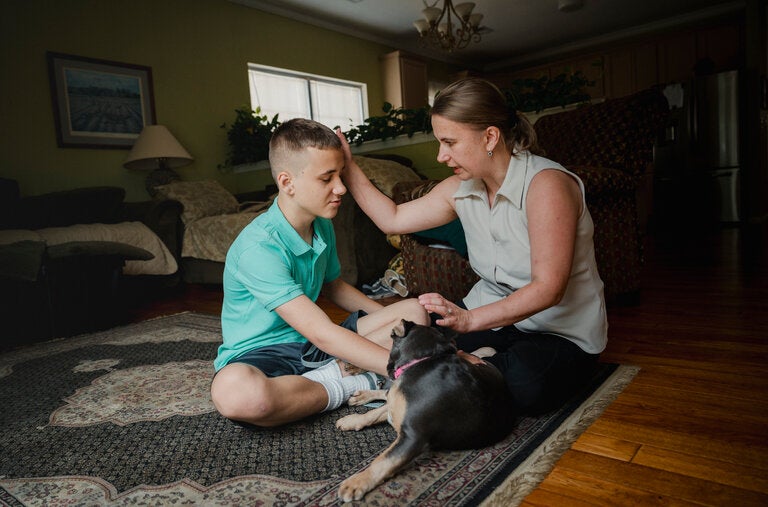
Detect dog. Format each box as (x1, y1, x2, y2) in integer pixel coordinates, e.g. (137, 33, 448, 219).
(335, 319, 517, 503)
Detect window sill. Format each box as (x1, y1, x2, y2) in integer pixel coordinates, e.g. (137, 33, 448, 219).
(232, 132, 435, 173)
(349, 131, 434, 154)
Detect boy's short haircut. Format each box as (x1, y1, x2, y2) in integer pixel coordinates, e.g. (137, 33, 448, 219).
(269, 118, 342, 176)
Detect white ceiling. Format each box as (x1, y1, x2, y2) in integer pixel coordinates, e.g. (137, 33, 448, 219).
(232, 0, 743, 70)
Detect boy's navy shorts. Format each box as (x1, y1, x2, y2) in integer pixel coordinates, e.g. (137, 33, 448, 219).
(224, 310, 366, 377)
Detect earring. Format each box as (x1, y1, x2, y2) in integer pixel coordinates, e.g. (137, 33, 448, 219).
(487, 150, 493, 157)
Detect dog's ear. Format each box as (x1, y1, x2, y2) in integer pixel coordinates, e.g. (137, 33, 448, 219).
(391, 319, 415, 339)
(391, 320, 405, 339)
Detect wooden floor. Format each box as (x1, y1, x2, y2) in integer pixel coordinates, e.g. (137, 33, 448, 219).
(127, 224, 768, 506)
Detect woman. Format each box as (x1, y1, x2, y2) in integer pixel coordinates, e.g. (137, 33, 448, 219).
(338, 77, 607, 414)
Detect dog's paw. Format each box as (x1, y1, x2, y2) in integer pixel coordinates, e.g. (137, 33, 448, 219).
(348, 390, 371, 406)
(347, 390, 364, 406)
(338, 474, 372, 502)
(348, 389, 386, 406)
(336, 413, 367, 431)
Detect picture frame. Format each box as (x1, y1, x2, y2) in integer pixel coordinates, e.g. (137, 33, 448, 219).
(47, 51, 156, 149)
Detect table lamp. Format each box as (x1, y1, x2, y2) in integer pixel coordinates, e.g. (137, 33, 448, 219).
(124, 125, 193, 195)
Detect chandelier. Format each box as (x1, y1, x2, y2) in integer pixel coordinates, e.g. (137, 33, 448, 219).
(413, 1, 484, 52)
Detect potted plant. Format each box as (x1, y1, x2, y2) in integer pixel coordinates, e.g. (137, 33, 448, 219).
(219, 102, 433, 170)
(504, 71, 593, 113)
(219, 106, 280, 170)
(343, 102, 431, 146)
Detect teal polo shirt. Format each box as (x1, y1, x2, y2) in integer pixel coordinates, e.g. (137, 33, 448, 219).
(215, 199, 341, 371)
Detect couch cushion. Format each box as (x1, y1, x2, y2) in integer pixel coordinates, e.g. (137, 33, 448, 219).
(391, 179, 468, 257)
(354, 156, 421, 198)
(46, 241, 153, 261)
(154, 180, 239, 224)
(0, 240, 46, 282)
(35, 222, 177, 276)
(413, 220, 468, 257)
(8, 186, 125, 230)
(0, 229, 41, 245)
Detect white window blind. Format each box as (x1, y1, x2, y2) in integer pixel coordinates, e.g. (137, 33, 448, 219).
(248, 64, 367, 130)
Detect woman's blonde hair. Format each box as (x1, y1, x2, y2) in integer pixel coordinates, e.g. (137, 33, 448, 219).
(431, 78, 541, 155)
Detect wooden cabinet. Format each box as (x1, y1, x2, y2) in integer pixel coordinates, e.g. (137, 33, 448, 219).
(605, 49, 634, 99)
(489, 20, 740, 102)
(634, 42, 658, 91)
(380, 51, 428, 109)
(604, 42, 657, 99)
(657, 30, 698, 83)
(696, 23, 742, 71)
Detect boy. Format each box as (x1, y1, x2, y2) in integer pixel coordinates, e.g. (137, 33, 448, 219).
(210, 118, 429, 427)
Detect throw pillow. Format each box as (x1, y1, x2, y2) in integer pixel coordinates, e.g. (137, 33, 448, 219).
(154, 180, 239, 224)
(414, 219, 468, 257)
(354, 156, 421, 198)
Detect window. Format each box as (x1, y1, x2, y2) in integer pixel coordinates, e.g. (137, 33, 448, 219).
(248, 64, 368, 131)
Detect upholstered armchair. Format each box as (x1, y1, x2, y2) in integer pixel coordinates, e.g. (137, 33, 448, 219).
(535, 87, 668, 301)
(393, 180, 478, 304)
(392, 87, 669, 304)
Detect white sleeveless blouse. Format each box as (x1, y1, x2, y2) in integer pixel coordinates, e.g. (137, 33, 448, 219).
(454, 151, 607, 354)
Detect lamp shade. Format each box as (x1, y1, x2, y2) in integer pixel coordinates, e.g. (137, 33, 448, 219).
(123, 125, 193, 171)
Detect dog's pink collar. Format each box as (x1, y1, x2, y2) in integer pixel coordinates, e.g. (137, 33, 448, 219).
(393, 357, 430, 379)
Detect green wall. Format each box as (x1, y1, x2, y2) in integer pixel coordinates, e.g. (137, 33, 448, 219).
(1, 0, 456, 201)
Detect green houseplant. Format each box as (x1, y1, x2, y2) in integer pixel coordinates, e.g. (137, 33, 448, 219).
(219, 72, 592, 170)
(503, 71, 593, 113)
(219, 106, 280, 170)
(343, 102, 432, 146)
(219, 103, 433, 169)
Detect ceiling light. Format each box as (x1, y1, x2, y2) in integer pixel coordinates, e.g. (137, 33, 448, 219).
(413, 1, 484, 52)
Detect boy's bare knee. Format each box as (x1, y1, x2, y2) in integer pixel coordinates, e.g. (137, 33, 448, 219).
(213, 385, 275, 423)
(401, 298, 430, 325)
(211, 365, 274, 423)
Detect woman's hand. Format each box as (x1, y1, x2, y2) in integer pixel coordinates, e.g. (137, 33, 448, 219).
(335, 128, 354, 165)
(418, 292, 472, 333)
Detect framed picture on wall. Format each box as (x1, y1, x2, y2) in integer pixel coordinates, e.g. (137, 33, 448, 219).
(47, 51, 156, 148)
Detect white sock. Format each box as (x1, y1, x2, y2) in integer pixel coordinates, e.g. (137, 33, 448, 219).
(319, 378, 346, 412)
(301, 360, 342, 382)
(340, 372, 378, 397)
(317, 372, 378, 412)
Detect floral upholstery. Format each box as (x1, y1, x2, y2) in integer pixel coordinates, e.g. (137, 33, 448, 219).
(534, 88, 668, 180)
(536, 88, 668, 301)
(393, 181, 478, 303)
(393, 88, 669, 303)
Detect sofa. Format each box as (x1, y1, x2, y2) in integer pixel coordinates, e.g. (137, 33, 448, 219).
(157, 154, 422, 287)
(0, 179, 182, 347)
(392, 87, 669, 304)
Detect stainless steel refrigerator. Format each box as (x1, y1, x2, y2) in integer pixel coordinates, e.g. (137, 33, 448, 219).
(691, 70, 741, 223)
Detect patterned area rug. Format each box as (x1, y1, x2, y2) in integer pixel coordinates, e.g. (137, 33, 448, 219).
(0, 312, 638, 506)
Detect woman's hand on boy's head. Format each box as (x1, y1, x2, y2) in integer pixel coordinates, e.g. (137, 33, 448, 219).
(335, 128, 353, 163)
